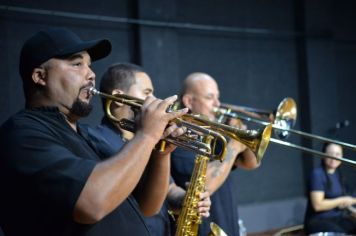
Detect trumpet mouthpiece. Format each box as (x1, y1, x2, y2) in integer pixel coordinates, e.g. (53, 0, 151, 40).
(89, 87, 99, 95)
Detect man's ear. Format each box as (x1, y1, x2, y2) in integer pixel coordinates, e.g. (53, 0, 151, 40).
(112, 89, 125, 107)
(182, 94, 193, 110)
(32, 68, 47, 86)
(112, 89, 124, 96)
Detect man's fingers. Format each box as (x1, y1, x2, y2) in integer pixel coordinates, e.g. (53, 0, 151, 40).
(166, 108, 189, 121)
(198, 206, 210, 213)
(198, 206, 210, 218)
(200, 211, 210, 218)
(198, 197, 211, 207)
(159, 95, 178, 109)
(200, 190, 210, 197)
(162, 124, 186, 138)
(170, 126, 187, 138)
(141, 95, 156, 109)
(163, 124, 178, 138)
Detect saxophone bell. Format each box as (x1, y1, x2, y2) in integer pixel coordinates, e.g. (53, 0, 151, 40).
(208, 222, 228, 236)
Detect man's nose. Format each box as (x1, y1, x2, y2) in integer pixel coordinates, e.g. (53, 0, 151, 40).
(87, 66, 95, 82)
(214, 97, 221, 107)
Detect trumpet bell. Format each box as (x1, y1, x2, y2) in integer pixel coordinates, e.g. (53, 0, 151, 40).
(257, 124, 273, 163)
(234, 123, 272, 163)
(184, 114, 272, 163)
(274, 97, 297, 139)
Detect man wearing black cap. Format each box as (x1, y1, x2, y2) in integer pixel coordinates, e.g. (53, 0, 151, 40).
(0, 28, 187, 236)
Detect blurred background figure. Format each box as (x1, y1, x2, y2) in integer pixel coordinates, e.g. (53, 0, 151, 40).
(304, 143, 356, 235)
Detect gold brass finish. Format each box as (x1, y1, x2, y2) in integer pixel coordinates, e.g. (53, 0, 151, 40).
(90, 87, 227, 160)
(217, 97, 297, 139)
(215, 98, 356, 166)
(208, 222, 228, 236)
(90, 87, 271, 164)
(175, 136, 212, 236)
(175, 136, 227, 236)
(182, 113, 272, 164)
(89, 87, 274, 235)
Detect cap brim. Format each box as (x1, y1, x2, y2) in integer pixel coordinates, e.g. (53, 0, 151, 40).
(57, 39, 111, 61)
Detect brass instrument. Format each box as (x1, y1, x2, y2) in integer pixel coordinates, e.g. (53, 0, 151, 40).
(217, 98, 297, 139)
(209, 223, 227, 236)
(182, 113, 272, 164)
(215, 98, 356, 166)
(90, 88, 273, 235)
(90, 87, 272, 163)
(90, 87, 226, 159)
(175, 136, 227, 236)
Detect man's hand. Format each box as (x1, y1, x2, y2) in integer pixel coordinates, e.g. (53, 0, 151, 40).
(136, 95, 188, 142)
(152, 123, 188, 156)
(198, 190, 211, 218)
(183, 182, 211, 218)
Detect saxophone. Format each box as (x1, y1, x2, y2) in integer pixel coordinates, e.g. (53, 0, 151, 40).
(175, 136, 228, 236)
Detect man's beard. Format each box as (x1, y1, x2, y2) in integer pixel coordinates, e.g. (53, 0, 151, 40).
(69, 98, 93, 117)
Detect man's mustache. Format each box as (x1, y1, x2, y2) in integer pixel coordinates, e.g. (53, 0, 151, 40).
(78, 83, 94, 94)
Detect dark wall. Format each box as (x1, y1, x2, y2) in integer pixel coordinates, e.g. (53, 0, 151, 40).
(304, 0, 356, 195)
(0, 0, 355, 207)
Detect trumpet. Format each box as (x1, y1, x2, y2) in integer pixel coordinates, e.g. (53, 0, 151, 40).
(89, 88, 272, 163)
(215, 98, 356, 166)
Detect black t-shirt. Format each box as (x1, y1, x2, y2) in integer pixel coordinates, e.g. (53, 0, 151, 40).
(171, 147, 240, 236)
(305, 166, 344, 221)
(81, 117, 172, 236)
(0, 107, 150, 236)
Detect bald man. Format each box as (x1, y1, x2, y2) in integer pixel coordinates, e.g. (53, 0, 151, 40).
(171, 72, 259, 236)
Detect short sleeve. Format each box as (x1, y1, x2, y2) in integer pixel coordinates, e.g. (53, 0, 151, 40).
(309, 168, 326, 192)
(0, 118, 97, 217)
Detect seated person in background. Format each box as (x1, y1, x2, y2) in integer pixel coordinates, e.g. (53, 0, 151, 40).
(0, 28, 188, 236)
(83, 63, 211, 236)
(304, 142, 356, 234)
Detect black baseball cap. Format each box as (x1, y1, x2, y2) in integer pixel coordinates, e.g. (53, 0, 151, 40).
(19, 27, 112, 80)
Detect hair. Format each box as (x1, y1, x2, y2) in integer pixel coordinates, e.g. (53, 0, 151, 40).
(321, 142, 345, 194)
(22, 60, 53, 106)
(22, 71, 33, 102)
(99, 63, 146, 111)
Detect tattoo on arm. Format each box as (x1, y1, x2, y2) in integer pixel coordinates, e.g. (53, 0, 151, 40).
(168, 186, 185, 211)
(210, 146, 235, 179)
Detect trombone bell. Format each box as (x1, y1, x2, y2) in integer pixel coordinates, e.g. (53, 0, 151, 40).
(274, 97, 297, 139)
(214, 96, 356, 166)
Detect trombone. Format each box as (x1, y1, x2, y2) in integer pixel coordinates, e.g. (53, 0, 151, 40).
(216, 97, 297, 139)
(215, 98, 356, 166)
(89, 87, 272, 163)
